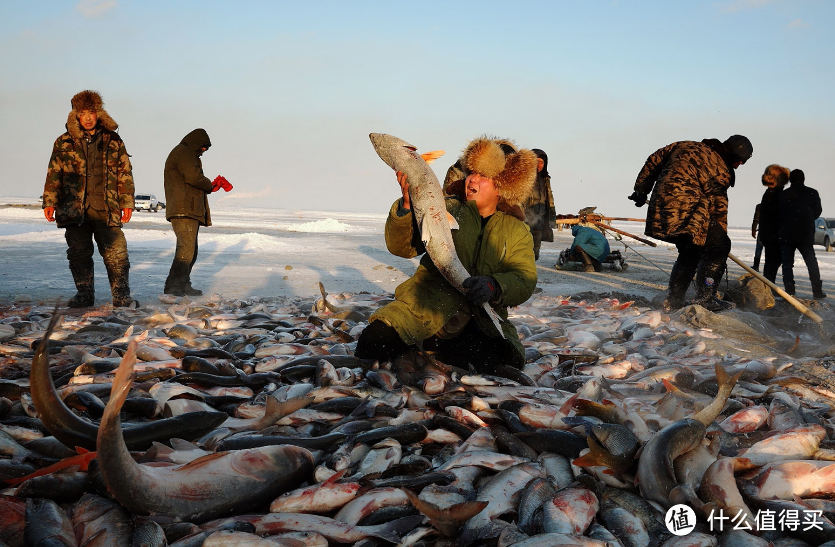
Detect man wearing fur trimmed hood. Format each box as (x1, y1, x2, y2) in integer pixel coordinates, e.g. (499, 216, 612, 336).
(356, 137, 538, 373)
(42, 90, 136, 308)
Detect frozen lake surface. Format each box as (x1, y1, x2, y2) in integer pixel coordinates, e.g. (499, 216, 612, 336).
(0, 199, 832, 307)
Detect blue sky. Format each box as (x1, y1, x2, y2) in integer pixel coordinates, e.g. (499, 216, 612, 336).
(1, 0, 833, 227)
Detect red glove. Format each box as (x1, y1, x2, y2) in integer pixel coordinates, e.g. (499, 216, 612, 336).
(213, 175, 233, 192)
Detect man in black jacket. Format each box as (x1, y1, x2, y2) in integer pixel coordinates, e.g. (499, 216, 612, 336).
(163, 129, 222, 296)
(778, 169, 826, 299)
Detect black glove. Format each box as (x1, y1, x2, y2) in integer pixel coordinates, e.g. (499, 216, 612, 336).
(628, 191, 648, 207)
(463, 276, 499, 306)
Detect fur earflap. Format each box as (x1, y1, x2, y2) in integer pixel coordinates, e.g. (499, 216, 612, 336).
(761, 164, 789, 189)
(66, 89, 118, 140)
(494, 148, 537, 207)
(462, 138, 506, 179)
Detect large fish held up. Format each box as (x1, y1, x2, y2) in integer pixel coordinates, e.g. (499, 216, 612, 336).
(368, 133, 504, 336)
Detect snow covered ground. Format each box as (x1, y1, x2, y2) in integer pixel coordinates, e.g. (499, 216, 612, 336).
(1, 198, 833, 307)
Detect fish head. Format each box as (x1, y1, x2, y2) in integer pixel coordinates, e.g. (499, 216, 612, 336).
(369, 133, 419, 168)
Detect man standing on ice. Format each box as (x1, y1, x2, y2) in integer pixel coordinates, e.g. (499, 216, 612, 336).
(163, 128, 231, 296)
(778, 169, 826, 299)
(628, 134, 753, 312)
(42, 90, 137, 308)
(355, 137, 538, 374)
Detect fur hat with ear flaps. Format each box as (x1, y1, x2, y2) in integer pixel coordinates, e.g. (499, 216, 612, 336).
(761, 164, 790, 189)
(460, 136, 538, 207)
(67, 90, 118, 140)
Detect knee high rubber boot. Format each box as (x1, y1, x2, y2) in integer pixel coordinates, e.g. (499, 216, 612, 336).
(783, 280, 795, 296)
(68, 261, 95, 308)
(106, 260, 134, 307)
(663, 263, 692, 312)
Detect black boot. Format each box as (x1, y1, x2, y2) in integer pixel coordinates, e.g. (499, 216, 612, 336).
(693, 262, 735, 312)
(813, 281, 827, 299)
(67, 262, 94, 308)
(183, 283, 203, 297)
(783, 280, 795, 296)
(107, 261, 137, 308)
(662, 262, 692, 312)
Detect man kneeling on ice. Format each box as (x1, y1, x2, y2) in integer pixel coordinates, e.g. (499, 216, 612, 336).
(355, 137, 538, 373)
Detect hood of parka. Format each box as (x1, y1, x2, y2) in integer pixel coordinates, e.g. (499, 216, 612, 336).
(180, 128, 212, 154)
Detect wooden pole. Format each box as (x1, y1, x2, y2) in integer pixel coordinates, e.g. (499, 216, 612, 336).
(590, 221, 658, 247)
(727, 252, 823, 324)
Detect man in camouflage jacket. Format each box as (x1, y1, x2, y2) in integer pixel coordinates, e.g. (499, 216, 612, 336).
(629, 135, 753, 312)
(523, 148, 556, 260)
(42, 90, 136, 308)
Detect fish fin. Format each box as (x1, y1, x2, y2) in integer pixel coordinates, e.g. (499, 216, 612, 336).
(662, 378, 680, 392)
(323, 468, 349, 485)
(559, 393, 580, 416)
(64, 345, 86, 362)
(103, 340, 137, 421)
(169, 438, 199, 451)
(74, 446, 91, 454)
(446, 211, 459, 231)
(176, 451, 228, 470)
(273, 395, 314, 421)
(420, 150, 445, 164)
(53, 464, 82, 474)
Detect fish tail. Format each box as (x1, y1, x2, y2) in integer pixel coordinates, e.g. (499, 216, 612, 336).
(715, 362, 729, 387)
(420, 150, 445, 164)
(103, 341, 137, 422)
(404, 490, 485, 536)
(482, 304, 505, 338)
(692, 363, 743, 426)
(573, 436, 623, 473)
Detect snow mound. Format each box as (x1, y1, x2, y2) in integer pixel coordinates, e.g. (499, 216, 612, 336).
(287, 218, 352, 233)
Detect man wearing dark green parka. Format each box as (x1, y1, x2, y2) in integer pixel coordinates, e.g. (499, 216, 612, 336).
(163, 128, 216, 296)
(356, 137, 538, 373)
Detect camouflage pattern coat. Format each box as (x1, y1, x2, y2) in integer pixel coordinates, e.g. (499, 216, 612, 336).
(370, 197, 537, 361)
(42, 128, 135, 228)
(633, 140, 733, 247)
(523, 173, 556, 241)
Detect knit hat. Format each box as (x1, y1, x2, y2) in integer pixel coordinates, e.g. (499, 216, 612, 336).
(761, 164, 790, 188)
(67, 90, 118, 140)
(460, 137, 538, 206)
(723, 135, 753, 164)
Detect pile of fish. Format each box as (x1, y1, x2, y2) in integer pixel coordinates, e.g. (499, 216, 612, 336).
(1, 289, 835, 547)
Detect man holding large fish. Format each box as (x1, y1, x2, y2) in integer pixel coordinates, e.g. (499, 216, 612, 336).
(357, 135, 538, 373)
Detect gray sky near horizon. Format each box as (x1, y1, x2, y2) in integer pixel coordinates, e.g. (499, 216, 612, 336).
(2, 0, 833, 227)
